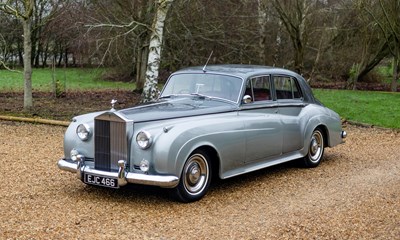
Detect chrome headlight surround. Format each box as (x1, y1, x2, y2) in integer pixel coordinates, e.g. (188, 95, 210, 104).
(76, 123, 91, 141)
(136, 131, 152, 149)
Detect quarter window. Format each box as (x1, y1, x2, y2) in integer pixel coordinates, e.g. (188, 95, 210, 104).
(273, 76, 302, 100)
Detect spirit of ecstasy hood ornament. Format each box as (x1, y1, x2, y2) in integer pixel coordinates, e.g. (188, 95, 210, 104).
(111, 99, 117, 111)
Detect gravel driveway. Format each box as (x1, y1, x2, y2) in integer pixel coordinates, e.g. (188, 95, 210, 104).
(0, 121, 399, 239)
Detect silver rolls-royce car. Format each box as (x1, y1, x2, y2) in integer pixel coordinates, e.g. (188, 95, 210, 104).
(58, 65, 346, 202)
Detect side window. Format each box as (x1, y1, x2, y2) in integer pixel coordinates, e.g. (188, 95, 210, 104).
(292, 81, 301, 99)
(245, 76, 271, 102)
(274, 76, 302, 100)
(245, 79, 253, 98)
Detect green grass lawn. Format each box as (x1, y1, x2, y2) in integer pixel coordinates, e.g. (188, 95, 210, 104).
(0, 68, 134, 91)
(314, 89, 400, 129)
(1, 68, 399, 129)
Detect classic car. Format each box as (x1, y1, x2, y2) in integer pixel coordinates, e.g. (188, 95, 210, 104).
(58, 65, 346, 202)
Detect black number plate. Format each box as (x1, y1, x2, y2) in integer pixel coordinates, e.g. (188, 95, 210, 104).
(84, 174, 118, 188)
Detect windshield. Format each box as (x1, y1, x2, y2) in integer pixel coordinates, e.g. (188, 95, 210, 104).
(161, 73, 243, 103)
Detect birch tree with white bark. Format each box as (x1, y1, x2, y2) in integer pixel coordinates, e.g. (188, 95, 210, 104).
(141, 0, 173, 102)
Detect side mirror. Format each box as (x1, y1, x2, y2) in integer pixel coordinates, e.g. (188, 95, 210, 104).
(242, 95, 252, 104)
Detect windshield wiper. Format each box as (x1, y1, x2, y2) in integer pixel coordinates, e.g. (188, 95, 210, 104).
(159, 94, 178, 99)
(191, 93, 236, 104)
(190, 93, 212, 99)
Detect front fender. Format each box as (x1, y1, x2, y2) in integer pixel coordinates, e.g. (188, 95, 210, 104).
(63, 111, 106, 159)
(149, 115, 245, 179)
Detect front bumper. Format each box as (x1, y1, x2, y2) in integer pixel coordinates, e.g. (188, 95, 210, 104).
(57, 157, 179, 188)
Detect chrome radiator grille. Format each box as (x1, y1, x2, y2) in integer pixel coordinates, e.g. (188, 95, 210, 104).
(94, 117, 128, 172)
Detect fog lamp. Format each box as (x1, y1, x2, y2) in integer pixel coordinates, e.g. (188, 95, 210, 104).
(70, 149, 79, 161)
(140, 159, 150, 172)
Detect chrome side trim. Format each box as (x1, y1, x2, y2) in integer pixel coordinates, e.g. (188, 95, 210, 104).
(57, 159, 179, 188)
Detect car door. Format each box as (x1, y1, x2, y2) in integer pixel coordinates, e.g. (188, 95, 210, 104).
(239, 76, 283, 163)
(273, 75, 305, 153)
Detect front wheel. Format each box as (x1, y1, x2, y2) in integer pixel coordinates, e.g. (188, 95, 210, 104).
(172, 150, 212, 203)
(302, 128, 325, 168)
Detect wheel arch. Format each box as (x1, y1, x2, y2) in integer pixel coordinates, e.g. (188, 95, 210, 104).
(315, 124, 329, 147)
(171, 145, 220, 202)
(193, 145, 221, 180)
(176, 144, 221, 180)
(302, 117, 329, 157)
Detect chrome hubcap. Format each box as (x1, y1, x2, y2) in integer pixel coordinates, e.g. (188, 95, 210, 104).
(310, 138, 318, 155)
(183, 154, 209, 195)
(188, 163, 201, 185)
(309, 131, 323, 162)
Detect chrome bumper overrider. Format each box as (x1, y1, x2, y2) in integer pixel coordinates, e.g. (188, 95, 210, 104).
(57, 157, 179, 188)
(340, 130, 347, 144)
(341, 130, 347, 138)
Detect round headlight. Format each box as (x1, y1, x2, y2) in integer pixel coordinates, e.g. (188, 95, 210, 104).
(76, 124, 91, 141)
(136, 131, 152, 149)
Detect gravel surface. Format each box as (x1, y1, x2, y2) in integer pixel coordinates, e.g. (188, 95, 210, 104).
(0, 121, 399, 239)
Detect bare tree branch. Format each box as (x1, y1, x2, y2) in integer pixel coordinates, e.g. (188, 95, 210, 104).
(85, 20, 151, 32)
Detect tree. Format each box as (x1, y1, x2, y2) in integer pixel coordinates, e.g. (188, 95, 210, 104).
(0, 11, 22, 69)
(272, 0, 316, 74)
(364, 0, 399, 92)
(141, 0, 173, 102)
(257, 0, 268, 65)
(84, 0, 158, 91)
(163, 0, 263, 69)
(1, 0, 34, 109)
(342, 0, 398, 90)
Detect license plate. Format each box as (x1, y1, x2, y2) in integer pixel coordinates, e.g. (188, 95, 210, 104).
(84, 173, 118, 188)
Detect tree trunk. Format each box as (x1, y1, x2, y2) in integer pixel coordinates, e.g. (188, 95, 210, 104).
(352, 66, 360, 90)
(272, 0, 307, 74)
(57, 46, 63, 67)
(257, 0, 267, 65)
(22, 18, 33, 109)
(294, 38, 304, 74)
(42, 43, 49, 68)
(17, 42, 24, 67)
(357, 39, 391, 82)
(33, 41, 40, 67)
(141, 0, 173, 102)
(391, 57, 399, 92)
(64, 48, 68, 67)
(274, 21, 282, 66)
(136, 45, 149, 92)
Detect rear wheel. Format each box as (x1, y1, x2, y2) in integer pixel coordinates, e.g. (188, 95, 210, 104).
(302, 128, 324, 168)
(172, 150, 212, 203)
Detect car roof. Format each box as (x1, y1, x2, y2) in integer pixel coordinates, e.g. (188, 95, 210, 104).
(175, 64, 302, 79)
(172, 64, 317, 104)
